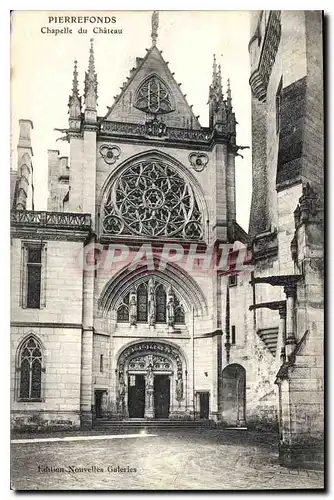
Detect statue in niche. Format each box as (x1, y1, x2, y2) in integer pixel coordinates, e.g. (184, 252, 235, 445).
(145, 361, 154, 390)
(175, 376, 183, 402)
(167, 287, 175, 327)
(145, 361, 154, 409)
(118, 372, 126, 413)
(148, 278, 155, 326)
(129, 289, 137, 325)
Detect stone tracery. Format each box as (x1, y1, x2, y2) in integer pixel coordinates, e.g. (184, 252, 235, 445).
(134, 75, 173, 114)
(102, 159, 203, 240)
(116, 277, 185, 326)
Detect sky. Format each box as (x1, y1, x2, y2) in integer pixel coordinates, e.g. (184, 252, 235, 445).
(11, 10, 253, 231)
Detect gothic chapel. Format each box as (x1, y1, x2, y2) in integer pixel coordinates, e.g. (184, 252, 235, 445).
(11, 11, 323, 468)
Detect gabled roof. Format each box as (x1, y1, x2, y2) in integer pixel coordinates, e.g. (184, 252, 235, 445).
(104, 45, 202, 130)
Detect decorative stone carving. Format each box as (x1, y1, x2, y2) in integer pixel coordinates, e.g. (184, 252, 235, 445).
(167, 287, 175, 327)
(148, 278, 155, 326)
(294, 182, 321, 227)
(188, 152, 209, 172)
(11, 210, 91, 230)
(99, 144, 121, 165)
(118, 341, 183, 375)
(100, 120, 213, 144)
(175, 377, 183, 402)
(249, 11, 281, 102)
(145, 118, 167, 137)
(129, 289, 137, 326)
(252, 230, 278, 262)
(117, 372, 126, 414)
(128, 354, 172, 371)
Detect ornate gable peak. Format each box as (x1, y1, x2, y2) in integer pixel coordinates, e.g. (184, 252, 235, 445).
(104, 45, 201, 129)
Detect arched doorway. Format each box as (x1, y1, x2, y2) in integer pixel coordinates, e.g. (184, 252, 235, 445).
(116, 341, 186, 420)
(222, 364, 246, 426)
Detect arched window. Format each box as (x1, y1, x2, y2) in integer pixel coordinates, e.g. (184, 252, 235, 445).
(175, 296, 185, 324)
(137, 283, 148, 322)
(155, 284, 166, 323)
(18, 336, 43, 400)
(117, 294, 129, 322)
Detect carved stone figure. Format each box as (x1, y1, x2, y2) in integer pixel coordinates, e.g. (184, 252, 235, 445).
(145, 363, 154, 390)
(148, 278, 155, 326)
(118, 372, 126, 413)
(129, 289, 137, 325)
(167, 289, 175, 327)
(175, 377, 183, 402)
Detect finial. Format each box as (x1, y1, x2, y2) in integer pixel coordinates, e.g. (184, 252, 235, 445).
(212, 54, 217, 83)
(88, 38, 95, 76)
(151, 11, 159, 46)
(227, 78, 232, 106)
(218, 63, 222, 94)
(72, 60, 79, 96)
(84, 38, 98, 111)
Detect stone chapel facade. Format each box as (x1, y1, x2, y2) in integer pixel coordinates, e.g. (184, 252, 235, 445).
(10, 11, 323, 468)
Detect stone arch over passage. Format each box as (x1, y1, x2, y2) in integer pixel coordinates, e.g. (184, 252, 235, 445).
(222, 364, 246, 426)
(116, 341, 188, 420)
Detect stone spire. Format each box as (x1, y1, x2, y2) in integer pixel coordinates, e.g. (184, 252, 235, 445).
(84, 39, 98, 117)
(218, 63, 223, 96)
(151, 11, 159, 46)
(212, 54, 218, 86)
(68, 60, 82, 125)
(227, 78, 232, 109)
(209, 54, 224, 128)
(72, 59, 79, 96)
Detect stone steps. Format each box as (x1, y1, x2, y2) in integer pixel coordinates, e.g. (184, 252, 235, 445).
(93, 419, 215, 430)
(257, 327, 279, 356)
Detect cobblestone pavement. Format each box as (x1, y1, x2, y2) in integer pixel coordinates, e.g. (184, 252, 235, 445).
(11, 429, 324, 491)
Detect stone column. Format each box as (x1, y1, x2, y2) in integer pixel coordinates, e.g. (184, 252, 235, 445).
(284, 284, 297, 357)
(278, 303, 287, 362)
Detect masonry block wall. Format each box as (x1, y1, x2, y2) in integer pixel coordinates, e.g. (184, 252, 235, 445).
(11, 238, 85, 430)
(248, 10, 324, 466)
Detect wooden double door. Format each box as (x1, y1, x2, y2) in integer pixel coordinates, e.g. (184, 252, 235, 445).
(127, 374, 170, 419)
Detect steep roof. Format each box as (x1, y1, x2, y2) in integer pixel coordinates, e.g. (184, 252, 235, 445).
(104, 45, 202, 130)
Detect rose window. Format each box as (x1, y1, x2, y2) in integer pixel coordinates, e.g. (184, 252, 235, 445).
(134, 76, 173, 114)
(102, 159, 203, 240)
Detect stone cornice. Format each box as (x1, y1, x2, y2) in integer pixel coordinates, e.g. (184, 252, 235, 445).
(11, 321, 83, 329)
(99, 120, 237, 151)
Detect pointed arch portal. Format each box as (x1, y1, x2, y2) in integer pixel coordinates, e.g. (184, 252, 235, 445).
(116, 341, 187, 420)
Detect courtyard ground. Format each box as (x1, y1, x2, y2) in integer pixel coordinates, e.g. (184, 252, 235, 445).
(11, 428, 324, 491)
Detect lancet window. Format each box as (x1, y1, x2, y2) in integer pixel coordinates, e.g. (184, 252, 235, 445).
(116, 278, 186, 327)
